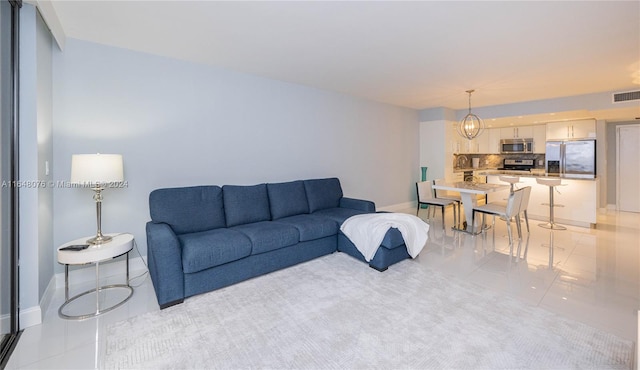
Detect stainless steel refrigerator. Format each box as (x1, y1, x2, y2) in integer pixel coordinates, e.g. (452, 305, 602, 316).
(545, 139, 596, 178)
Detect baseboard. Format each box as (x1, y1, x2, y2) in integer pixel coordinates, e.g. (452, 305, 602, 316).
(1, 281, 55, 331)
(607, 204, 617, 211)
(19, 305, 42, 329)
(0, 313, 12, 333)
(38, 274, 58, 321)
(377, 201, 415, 212)
(0, 313, 7, 334)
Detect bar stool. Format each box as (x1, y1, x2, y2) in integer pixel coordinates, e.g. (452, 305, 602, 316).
(499, 175, 520, 194)
(536, 177, 566, 230)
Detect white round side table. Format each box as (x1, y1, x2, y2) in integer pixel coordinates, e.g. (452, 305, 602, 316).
(57, 233, 134, 320)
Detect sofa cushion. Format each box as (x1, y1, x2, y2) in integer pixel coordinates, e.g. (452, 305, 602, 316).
(178, 229, 252, 273)
(231, 221, 299, 255)
(267, 180, 309, 219)
(149, 186, 226, 235)
(304, 178, 343, 212)
(312, 207, 369, 225)
(276, 214, 338, 242)
(223, 184, 271, 227)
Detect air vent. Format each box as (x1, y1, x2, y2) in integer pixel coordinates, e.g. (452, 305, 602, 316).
(612, 90, 640, 103)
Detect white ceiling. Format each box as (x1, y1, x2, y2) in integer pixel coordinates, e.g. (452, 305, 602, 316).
(48, 1, 640, 117)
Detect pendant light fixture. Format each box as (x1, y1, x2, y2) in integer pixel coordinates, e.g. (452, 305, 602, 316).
(457, 89, 485, 140)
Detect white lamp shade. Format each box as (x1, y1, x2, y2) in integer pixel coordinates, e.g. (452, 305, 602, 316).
(70, 154, 124, 186)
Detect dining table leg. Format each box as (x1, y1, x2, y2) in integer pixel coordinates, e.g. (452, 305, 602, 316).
(452, 192, 481, 233)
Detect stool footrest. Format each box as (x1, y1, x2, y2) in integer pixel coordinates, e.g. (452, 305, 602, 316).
(541, 203, 564, 207)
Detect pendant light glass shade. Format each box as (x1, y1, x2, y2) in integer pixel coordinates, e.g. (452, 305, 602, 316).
(457, 90, 485, 140)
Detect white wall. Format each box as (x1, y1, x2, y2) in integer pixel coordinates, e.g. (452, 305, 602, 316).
(419, 120, 446, 181)
(19, 3, 54, 327)
(606, 120, 640, 207)
(36, 9, 54, 308)
(455, 91, 640, 121)
(596, 119, 606, 209)
(19, 3, 39, 320)
(51, 39, 420, 271)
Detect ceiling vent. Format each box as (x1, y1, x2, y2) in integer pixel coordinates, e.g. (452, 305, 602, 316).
(612, 90, 640, 103)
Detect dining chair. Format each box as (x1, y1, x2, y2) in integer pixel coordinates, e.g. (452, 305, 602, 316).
(519, 186, 532, 233)
(433, 178, 461, 225)
(471, 187, 526, 245)
(494, 178, 531, 234)
(416, 181, 458, 230)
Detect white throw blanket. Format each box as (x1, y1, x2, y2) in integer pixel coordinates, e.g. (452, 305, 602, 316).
(340, 213, 430, 262)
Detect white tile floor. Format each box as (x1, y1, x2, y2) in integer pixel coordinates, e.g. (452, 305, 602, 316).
(6, 208, 639, 369)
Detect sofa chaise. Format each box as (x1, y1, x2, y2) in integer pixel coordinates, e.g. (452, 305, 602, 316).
(146, 177, 410, 309)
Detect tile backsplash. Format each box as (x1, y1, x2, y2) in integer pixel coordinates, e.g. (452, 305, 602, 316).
(453, 153, 545, 170)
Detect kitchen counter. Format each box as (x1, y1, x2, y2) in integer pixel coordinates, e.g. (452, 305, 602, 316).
(486, 174, 599, 228)
(474, 169, 597, 180)
(453, 167, 498, 172)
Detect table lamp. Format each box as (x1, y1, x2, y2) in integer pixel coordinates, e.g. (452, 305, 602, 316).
(70, 153, 124, 245)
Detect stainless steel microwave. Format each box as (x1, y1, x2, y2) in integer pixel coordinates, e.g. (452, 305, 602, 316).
(500, 138, 534, 154)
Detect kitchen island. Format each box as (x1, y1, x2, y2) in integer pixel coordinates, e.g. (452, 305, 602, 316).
(479, 172, 599, 228)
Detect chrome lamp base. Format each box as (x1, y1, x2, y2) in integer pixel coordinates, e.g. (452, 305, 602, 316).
(87, 186, 113, 245)
(87, 234, 113, 245)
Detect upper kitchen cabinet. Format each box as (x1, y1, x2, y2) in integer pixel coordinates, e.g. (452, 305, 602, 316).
(546, 119, 596, 140)
(471, 127, 500, 153)
(476, 130, 490, 153)
(532, 125, 546, 153)
(500, 125, 534, 139)
(455, 137, 479, 153)
(451, 134, 474, 154)
(487, 128, 501, 153)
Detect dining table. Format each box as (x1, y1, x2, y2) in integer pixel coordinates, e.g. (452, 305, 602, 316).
(431, 181, 510, 234)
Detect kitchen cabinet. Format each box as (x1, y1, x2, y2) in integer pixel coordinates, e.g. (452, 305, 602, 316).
(532, 125, 546, 153)
(468, 139, 479, 153)
(470, 127, 500, 153)
(452, 138, 465, 153)
(453, 137, 479, 153)
(500, 126, 534, 139)
(546, 119, 596, 140)
(476, 130, 490, 153)
(451, 122, 479, 154)
(487, 128, 501, 154)
(450, 172, 464, 182)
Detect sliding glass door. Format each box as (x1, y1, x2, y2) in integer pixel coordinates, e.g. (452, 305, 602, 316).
(0, 0, 21, 366)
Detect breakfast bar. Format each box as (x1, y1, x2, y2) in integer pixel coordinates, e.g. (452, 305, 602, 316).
(484, 174, 599, 228)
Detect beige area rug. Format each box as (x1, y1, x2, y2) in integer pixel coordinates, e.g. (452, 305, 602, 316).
(103, 252, 634, 369)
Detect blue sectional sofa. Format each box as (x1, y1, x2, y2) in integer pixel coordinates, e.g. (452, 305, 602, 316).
(146, 178, 410, 309)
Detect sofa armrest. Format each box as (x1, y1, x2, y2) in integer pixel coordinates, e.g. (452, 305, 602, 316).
(146, 221, 185, 309)
(340, 197, 376, 213)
